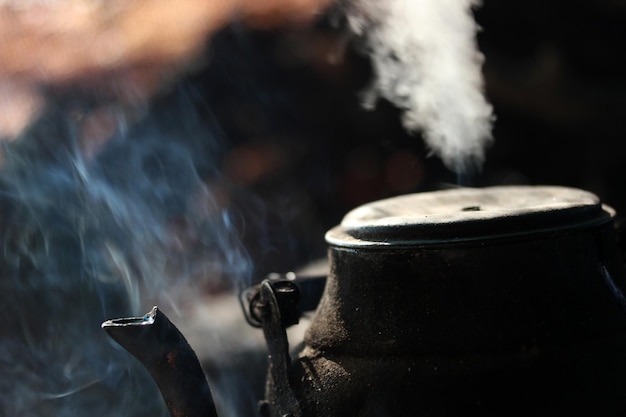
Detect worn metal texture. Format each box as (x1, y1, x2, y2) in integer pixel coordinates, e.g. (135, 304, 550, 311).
(102, 307, 218, 417)
(292, 186, 626, 416)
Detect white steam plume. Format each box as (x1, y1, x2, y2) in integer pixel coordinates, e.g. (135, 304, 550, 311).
(343, 0, 494, 172)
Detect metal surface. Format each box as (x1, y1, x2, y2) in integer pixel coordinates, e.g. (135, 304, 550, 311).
(294, 186, 626, 416)
(254, 279, 302, 417)
(327, 185, 614, 246)
(102, 307, 218, 417)
(240, 273, 326, 328)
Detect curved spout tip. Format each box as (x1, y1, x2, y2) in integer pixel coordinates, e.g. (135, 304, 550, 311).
(101, 306, 157, 329)
(101, 307, 159, 352)
(102, 306, 218, 417)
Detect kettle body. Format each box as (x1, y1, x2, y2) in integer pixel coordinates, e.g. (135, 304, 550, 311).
(286, 186, 626, 416)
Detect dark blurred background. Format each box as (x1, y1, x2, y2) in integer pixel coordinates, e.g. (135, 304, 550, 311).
(477, 0, 626, 208)
(3, 0, 626, 280)
(0, 0, 624, 286)
(173, 0, 626, 278)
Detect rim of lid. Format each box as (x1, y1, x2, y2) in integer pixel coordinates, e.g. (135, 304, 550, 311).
(326, 186, 615, 248)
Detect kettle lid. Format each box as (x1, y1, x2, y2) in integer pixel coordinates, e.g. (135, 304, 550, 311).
(326, 186, 614, 247)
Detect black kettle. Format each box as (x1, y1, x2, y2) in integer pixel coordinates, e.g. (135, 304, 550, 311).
(103, 185, 626, 417)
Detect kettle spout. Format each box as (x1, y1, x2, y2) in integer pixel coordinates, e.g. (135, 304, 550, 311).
(102, 306, 218, 417)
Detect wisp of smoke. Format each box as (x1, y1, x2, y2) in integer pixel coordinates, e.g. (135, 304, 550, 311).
(343, 0, 494, 173)
(0, 87, 251, 416)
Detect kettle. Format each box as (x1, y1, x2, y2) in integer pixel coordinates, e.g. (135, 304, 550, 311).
(103, 185, 626, 416)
